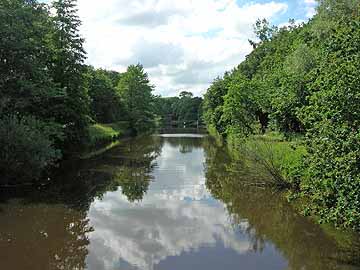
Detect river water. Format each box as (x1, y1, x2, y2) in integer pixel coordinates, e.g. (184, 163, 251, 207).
(0, 134, 359, 270)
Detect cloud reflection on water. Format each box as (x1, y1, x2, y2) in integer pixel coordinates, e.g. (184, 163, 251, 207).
(85, 138, 285, 270)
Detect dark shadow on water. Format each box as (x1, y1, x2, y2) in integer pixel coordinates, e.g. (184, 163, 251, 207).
(0, 135, 165, 270)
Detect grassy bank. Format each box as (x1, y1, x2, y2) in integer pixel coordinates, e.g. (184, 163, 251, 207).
(87, 121, 131, 146)
(225, 131, 306, 189)
(78, 121, 132, 160)
(209, 128, 360, 230)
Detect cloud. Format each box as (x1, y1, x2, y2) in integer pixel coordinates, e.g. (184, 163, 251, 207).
(84, 140, 260, 270)
(117, 9, 185, 28)
(116, 40, 184, 68)
(59, 0, 307, 96)
(303, 0, 317, 18)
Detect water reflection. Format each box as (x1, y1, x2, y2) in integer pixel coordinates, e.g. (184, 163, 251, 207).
(85, 135, 275, 270)
(204, 140, 360, 270)
(0, 203, 91, 270)
(0, 136, 162, 270)
(0, 135, 359, 270)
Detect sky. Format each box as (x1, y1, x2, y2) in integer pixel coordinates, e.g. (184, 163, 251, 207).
(41, 0, 317, 97)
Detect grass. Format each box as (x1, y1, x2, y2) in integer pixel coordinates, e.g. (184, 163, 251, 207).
(88, 121, 130, 145)
(228, 131, 307, 188)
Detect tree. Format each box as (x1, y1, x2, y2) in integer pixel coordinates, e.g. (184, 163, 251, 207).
(299, 14, 360, 228)
(50, 0, 90, 146)
(202, 0, 360, 229)
(271, 43, 316, 133)
(248, 18, 278, 48)
(221, 74, 259, 136)
(172, 91, 202, 122)
(0, 0, 61, 120)
(86, 67, 125, 123)
(117, 64, 156, 133)
(203, 77, 229, 134)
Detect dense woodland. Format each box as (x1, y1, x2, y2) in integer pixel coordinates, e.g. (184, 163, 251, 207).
(154, 91, 203, 126)
(0, 0, 202, 184)
(202, 0, 360, 229)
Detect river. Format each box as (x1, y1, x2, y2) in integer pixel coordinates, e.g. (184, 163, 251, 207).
(0, 134, 359, 270)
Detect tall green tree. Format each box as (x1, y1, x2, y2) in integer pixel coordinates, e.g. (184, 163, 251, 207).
(0, 0, 60, 119)
(203, 76, 229, 135)
(50, 0, 89, 145)
(86, 67, 125, 123)
(221, 74, 260, 136)
(117, 64, 155, 133)
(0, 0, 64, 183)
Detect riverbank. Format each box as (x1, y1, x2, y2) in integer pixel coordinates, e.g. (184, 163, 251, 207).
(87, 122, 132, 146)
(79, 121, 135, 160)
(227, 131, 306, 188)
(208, 128, 359, 231)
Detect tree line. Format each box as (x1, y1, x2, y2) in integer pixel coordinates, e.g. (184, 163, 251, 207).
(202, 0, 360, 229)
(0, 0, 202, 185)
(154, 91, 203, 127)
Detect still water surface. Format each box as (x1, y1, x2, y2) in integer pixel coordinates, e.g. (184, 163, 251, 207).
(0, 134, 359, 270)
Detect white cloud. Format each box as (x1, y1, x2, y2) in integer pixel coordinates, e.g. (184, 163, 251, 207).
(303, 0, 317, 18)
(85, 140, 262, 270)
(71, 0, 290, 96)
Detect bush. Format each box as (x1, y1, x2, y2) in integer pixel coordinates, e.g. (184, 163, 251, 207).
(299, 17, 360, 229)
(0, 116, 62, 185)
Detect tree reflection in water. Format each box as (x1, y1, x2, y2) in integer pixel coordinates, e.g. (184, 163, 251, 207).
(0, 135, 163, 270)
(0, 135, 359, 270)
(203, 138, 360, 270)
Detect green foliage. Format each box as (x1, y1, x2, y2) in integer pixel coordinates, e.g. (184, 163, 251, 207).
(88, 122, 129, 145)
(227, 132, 306, 188)
(154, 91, 203, 128)
(222, 74, 260, 136)
(0, 116, 62, 184)
(153, 96, 178, 121)
(252, 18, 278, 45)
(50, 0, 90, 145)
(117, 64, 156, 134)
(173, 91, 202, 122)
(202, 77, 229, 135)
(298, 15, 360, 229)
(0, 0, 90, 150)
(0, 0, 70, 183)
(270, 43, 316, 133)
(86, 67, 125, 123)
(0, 0, 158, 183)
(0, 0, 63, 122)
(202, 1, 360, 229)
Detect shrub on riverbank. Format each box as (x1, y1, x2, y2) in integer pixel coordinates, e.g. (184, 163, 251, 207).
(0, 116, 62, 185)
